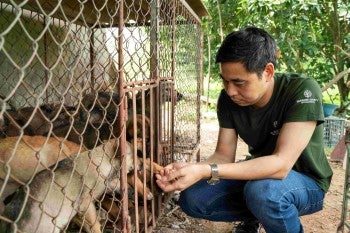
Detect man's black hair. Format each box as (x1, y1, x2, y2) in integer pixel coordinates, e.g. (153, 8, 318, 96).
(216, 27, 277, 76)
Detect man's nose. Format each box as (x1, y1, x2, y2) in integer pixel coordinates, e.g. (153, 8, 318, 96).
(226, 82, 238, 96)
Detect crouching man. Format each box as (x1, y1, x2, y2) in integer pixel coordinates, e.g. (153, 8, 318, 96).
(156, 27, 333, 233)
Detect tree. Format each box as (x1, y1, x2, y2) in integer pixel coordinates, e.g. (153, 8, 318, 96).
(202, 0, 349, 115)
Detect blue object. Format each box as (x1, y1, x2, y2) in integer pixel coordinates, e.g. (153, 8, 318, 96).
(323, 103, 338, 117)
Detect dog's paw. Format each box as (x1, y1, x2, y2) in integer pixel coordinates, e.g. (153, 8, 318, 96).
(146, 192, 154, 200)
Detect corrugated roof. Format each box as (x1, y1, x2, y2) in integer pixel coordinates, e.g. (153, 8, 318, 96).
(2, 0, 209, 25)
(185, 0, 209, 18)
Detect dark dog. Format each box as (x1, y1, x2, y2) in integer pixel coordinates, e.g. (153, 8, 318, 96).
(0, 91, 120, 141)
(128, 86, 184, 117)
(80, 91, 120, 124)
(49, 92, 121, 150)
(0, 104, 76, 138)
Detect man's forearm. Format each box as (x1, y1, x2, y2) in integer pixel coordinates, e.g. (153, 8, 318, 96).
(200, 151, 236, 165)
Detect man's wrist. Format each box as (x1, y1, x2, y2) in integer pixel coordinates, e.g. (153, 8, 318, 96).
(205, 164, 212, 178)
(207, 163, 220, 185)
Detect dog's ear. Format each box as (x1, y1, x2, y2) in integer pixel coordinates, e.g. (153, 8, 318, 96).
(80, 92, 120, 123)
(126, 118, 134, 141)
(143, 115, 151, 126)
(176, 90, 184, 101)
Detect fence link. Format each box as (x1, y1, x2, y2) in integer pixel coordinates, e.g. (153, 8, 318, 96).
(0, 0, 205, 232)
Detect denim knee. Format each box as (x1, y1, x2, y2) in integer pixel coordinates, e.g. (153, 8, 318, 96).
(243, 179, 295, 232)
(178, 179, 252, 222)
(178, 181, 208, 218)
(243, 179, 282, 217)
(243, 177, 308, 233)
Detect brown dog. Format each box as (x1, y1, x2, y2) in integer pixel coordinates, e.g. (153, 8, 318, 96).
(0, 135, 83, 213)
(0, 139, 135, 233)
(0, 136, 161, 232)
(126, 114, 151, 156)
(127, 158, 164, 202)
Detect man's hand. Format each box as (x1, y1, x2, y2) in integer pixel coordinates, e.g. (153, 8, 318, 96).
(155, 162, 209, 192)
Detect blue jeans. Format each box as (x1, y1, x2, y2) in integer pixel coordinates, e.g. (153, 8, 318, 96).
(179, 170, 325, 233)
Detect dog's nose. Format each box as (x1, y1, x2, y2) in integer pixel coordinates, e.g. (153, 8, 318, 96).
(137, 150, 143, 157)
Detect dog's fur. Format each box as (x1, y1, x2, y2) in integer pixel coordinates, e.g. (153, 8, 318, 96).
(127, 86, 183, 117)
(0, 135, 83, 212)
(0, 92, 120, 141)
(80, 92, 120, 124)
(51, 119, 119, 150)
(50, 92, 121, 150)
(0, 91, 165, 231)
(127, 158, 163, 201)
(126, 114, 151, 156)
(0, 104, 75, 138)
(0, 139, 135, 233)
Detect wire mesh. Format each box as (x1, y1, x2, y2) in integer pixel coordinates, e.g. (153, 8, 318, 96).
(0, 0, 203, 232)
(323, 116, 346, 148)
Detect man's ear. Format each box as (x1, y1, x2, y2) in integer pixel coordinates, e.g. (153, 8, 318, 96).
(265, 63, 275, 81)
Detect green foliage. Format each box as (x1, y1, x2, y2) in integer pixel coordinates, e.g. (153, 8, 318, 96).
(202, 0, 350, 117)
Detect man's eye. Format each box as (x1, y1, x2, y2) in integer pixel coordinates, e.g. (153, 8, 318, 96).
(235, 81, 245, 86)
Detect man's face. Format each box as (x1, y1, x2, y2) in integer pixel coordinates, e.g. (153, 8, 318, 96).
(220, 62, 273, 108)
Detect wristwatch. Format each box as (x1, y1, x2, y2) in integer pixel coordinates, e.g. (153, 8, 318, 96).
(207, 163, 220, 185)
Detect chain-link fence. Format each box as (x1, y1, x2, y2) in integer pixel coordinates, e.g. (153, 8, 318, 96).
(0, 0, 207, 232)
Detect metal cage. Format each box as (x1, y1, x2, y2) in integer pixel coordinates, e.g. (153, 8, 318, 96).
(0, 0, 207, 232)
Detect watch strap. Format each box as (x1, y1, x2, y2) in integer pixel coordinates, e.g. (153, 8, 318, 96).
(207, 163, 220, 185)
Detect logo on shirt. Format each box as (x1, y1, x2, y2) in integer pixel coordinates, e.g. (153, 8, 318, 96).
(270, 121, 280, 135)
(296, 89, 318, 104)
(304, 90, 312, 98)
(273, 121, 278, 128)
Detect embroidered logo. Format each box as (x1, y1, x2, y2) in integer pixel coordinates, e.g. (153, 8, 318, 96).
(273, 121, 278, 128)
(270, 121, 280, 135)
(296, 89, 318, 104)
(304, 90, 312, 98)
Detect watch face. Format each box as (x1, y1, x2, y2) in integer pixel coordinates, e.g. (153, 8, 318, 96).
(207, 179, 220, 185)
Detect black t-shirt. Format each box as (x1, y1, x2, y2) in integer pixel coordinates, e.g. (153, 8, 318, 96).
(217, 73, 333, 192)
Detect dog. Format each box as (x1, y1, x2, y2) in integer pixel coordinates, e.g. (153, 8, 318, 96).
(0, 104, 76, 138)
(126, 114, 151, 156)
(0, 136, 162, 232)
(127, 86, 184, 117)
(49, 91, 121, 150)
(51, 118, 119, 150)
(0, 91, 119, 140)
(0, 135, 83, 213)
(80, 91, 120, 124)
(127, 158, 164, 203)
(0, 139, 135, 233)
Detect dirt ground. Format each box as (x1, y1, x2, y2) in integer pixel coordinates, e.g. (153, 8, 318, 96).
(153, 117, 346, 233)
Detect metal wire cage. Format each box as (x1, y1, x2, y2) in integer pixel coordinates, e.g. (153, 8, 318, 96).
(0, 0, 206, 232)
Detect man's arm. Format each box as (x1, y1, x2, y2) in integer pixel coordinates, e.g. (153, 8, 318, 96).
(216, 121, 317, 180)
(201, 127, 238, 164)
(156, 121, 316, 192)
(155, 127, 238, 191)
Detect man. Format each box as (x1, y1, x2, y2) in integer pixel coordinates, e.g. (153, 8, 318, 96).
(156, 27, 333, 233)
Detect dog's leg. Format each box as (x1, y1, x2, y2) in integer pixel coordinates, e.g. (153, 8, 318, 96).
(101, 197, 121, 220)
(127, 172, 153, 200)
(79, 203, 102, 233)
(144, 158, 164, 173)
(142, 158, 164, 183)
(0, 179, 20, 214)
